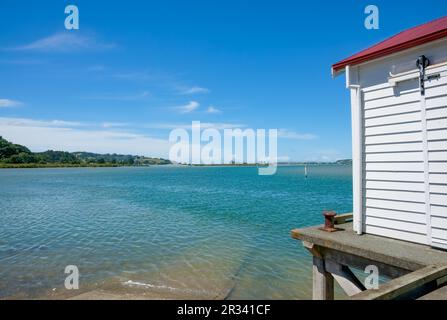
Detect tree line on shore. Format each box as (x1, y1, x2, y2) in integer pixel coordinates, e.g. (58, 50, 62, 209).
(0, 136, 171, 168)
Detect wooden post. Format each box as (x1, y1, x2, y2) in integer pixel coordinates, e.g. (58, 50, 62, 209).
(312, 256, 334, 300)
(303, 241, 335, 300)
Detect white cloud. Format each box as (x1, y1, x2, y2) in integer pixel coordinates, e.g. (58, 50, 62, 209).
(0, 117, 82, 127)
(174, 101, 200, 113)
(101, 122, 129, 128)
(0, 117, 170, 157)
(9, 32, 115, 52)
(179, 86, 210, 95)
(277, 129, 317, 140)
(0, 99, 23, 108)
(206, 106, 222, 114)
(304, 149, 346, 162)
(277, 156, 291, 162)
(148, 122, 245, 130)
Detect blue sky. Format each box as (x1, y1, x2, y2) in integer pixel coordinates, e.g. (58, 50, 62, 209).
(0, 0, 446, 161)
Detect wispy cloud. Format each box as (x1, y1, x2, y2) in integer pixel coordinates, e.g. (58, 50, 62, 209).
(112, 71, 154, 81)
(0, 117, 169, 157)
(179, 86, 210, 95)
(101, 122, 129, 128)
(277, 129, 317, 140)
(148, 122, 246, 130)
(111, 71, 209, 99)
(0, 99, 23, 108)
(206, 106, 222, 114)
(83, 91, 150, 101)
(8, 32, 116, 52)
(173, 101, 200, 113)
(0, 117, 82, 127)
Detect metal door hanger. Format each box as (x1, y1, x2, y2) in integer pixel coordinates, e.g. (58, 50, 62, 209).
(416, 55, 441, 95)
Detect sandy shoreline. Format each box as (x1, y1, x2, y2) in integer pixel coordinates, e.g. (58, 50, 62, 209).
(2, 278, 237, 300)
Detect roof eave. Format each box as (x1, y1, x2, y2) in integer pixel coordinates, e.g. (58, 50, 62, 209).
(331, 29, 447, 77)
(331, 66, 345, 78)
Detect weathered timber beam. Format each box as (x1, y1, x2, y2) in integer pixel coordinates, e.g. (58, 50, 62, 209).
(325, 259, 366, 296)
(302, 241, 322, 258)
(350, 264, 447, 300)
(290, 228, 304, 241)
(334, 213, 353, 225)
(322, 247, 409, 279)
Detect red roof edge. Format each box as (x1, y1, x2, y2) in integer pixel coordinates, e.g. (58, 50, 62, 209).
(332, 17, 447, 75)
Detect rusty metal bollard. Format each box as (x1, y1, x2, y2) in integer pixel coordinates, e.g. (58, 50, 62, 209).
(321, 210, 337, 232)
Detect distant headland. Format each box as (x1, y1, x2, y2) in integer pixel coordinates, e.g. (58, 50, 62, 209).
(0, 136, 171, 168)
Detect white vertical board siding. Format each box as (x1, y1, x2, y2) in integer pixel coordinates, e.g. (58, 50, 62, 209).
(362, 78, 428, 244)
(426, 68, 447, 249)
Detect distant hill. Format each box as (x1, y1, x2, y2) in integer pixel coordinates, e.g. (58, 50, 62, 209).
(335, 159, 352, 165)
(0, 136, 171, 168)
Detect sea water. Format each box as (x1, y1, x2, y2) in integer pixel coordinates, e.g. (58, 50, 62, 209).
(0, 165, 352, 299)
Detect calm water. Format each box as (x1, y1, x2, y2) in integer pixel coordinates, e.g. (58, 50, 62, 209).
(0, 165, 352, 299)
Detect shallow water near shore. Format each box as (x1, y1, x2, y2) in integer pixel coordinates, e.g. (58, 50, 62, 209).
(0, 165, 352, 299)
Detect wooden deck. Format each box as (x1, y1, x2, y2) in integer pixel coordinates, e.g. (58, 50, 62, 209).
(291, 220, 447, 300)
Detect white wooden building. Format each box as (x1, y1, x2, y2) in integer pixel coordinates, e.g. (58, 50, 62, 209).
(333, 16, 447, 249)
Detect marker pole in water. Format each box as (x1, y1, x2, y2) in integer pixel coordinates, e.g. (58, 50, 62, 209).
(304, 165, 308, 178)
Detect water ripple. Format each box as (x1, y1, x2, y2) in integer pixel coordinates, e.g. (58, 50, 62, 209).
(0, 166, 352, 299)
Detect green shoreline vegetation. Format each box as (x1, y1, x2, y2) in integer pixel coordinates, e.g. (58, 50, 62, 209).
(0, 136, 352, 169)
(0, 136, 171, 168)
